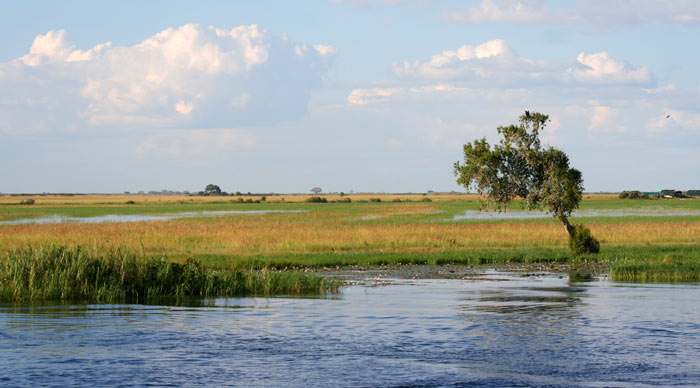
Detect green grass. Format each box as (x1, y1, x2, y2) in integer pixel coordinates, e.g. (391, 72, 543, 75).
(611, 263, 700, 282)
(0, 245, 340, 303)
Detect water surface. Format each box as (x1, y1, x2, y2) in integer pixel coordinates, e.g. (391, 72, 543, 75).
(0, 209, 306, 225)
(2, 273, 699, 387)
(451, 208, 700, 221)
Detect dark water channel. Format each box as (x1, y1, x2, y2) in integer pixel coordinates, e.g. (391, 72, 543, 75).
(2, 272, 699, 387)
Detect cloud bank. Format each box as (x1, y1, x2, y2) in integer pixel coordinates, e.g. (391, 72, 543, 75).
(0, 24, 336, 134)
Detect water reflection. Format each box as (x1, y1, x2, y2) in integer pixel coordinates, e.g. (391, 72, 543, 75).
(0, 209, 306, 225)
(1, 274, 699, 387)
(451, 208, 700, 220)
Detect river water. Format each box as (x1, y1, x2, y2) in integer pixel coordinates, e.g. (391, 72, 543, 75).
(2, 272, 699, 387)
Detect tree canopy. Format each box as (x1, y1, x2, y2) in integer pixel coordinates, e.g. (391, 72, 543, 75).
(204, 184, 222, 196)
(454, 112, 584, 236)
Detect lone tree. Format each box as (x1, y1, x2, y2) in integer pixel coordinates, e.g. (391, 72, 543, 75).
(454, 111, 599, 253)
(204, 184, 222, 196)
(310, 187, 322, 195)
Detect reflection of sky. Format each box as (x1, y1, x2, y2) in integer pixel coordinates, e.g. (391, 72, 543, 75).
(0, 210, 306, 225)
(451, 209, 700, 221)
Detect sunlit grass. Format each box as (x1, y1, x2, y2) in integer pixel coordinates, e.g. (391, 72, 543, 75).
(1, 195, 700, 283)
(0, 245, 340, 303)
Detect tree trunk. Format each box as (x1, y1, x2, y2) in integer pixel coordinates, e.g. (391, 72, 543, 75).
(559, 214, 574, 237)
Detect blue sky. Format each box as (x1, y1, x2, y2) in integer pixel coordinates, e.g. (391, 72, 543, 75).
(1, 0, 699, 193)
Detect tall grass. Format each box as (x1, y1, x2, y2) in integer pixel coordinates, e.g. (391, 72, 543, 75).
(611, 263, 700, 282)
(0, 245, 340, 303)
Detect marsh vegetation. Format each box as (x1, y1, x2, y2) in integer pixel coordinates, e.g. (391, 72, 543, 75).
(1, 193, 699, 302)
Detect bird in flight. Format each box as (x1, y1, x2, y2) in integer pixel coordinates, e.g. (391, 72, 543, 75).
(665, 115, 671, 119)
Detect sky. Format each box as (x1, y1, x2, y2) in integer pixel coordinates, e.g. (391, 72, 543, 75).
(1, 0, 699, 194)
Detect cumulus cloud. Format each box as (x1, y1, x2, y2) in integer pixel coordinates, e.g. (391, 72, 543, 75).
(392, 39, 546, 83)
(391, 39, 649, 88)
(569, 51, 652, 84)
(0, 24, 336, 134)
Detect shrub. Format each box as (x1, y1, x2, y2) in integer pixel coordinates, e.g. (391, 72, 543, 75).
(569, 225, 600, 255)
(125, 200, 136, 205)
(421, 197, 432, 202)
(392, 198, 402, 202)
(305, 196, 328, 203)
(19, 199, 35, 205)
(369, 198, 382, 203)
(332, 197, 351, 203)
(619, 190, 647, 199)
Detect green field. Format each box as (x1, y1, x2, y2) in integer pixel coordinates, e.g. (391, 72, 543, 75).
(1, 193, 699, 301)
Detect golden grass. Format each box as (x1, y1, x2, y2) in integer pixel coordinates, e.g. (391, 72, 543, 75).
(2, 209, 698, 259)
(0, 193, 482, 205)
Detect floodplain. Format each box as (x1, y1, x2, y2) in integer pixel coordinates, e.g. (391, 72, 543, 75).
(1, 193, 699, 295)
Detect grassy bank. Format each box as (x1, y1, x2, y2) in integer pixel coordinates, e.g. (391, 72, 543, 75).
(0, 245, 340, 303)
(1, 195, 699, 285)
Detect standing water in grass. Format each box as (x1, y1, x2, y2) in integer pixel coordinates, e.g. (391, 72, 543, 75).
(2, 273, 699, 387)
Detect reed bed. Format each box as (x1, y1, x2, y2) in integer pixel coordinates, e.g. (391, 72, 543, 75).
(0, 245, 340, 303)
(611, 263, 700, 282)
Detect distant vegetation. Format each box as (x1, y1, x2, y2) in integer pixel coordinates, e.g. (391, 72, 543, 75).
(618, 191, 648, 199)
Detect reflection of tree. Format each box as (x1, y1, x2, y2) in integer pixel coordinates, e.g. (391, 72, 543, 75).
(454, 278, 589, 377)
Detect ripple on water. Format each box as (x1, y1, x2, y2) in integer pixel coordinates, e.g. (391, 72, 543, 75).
(1, 275, 699, 387)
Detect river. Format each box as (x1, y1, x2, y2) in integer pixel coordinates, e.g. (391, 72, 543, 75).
(2, 272, 698, 387)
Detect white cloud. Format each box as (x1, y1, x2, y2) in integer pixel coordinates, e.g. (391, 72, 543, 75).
(569, 51, 652, 84)
(393, 39, 530, 81)
(347, 87, 402, 104)
(313, 44, 339, 56)
(0, 24, 336, 133)
(442, 0, 549, 24)
(392, 40, 650, 87)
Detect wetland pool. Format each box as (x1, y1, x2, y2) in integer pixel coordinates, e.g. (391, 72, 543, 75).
(0, 209, 306, 225)
(2, 271, 699, 387)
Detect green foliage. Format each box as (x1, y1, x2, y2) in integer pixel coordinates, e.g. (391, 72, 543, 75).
(204, 184, 222, 196)
(455, 111, 586, 238)
(568, 225, 600, 254)
(305, 196, 328, 203)
(332, 197, 352, 203)
(611, 263, 700, 282)
(19, 199, 35, 205)
(0, 245, 340, 303)
(619, 191, 646, 199)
